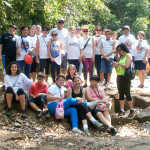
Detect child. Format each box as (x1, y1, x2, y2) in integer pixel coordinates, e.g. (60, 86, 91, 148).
(28, 72, 50, 118)
(100, 29, 116, 89)
(66, 64, 77, 88)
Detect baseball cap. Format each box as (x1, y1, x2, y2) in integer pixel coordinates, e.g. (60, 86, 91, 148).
(122, 25, 130, 30)
(90, 75, 100, 81)
(76, 26, 81, 30)
(82, 27, 89, 31)
(58, 18, 64, 23)
(24, 55, 33, 64)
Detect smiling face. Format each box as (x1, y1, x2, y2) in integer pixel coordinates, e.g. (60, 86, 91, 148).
(51, 31, 58, 40)
(138, 33, 144, 41)
(69, 66, 76, 76)
(10, 64, 18, 75)
(10, 26, 17, 34)
(123, 28, 130, 36)
(56, 77, 65, 87)
(105, 31, 111, 40)
(57, 21, 64, 30)
(73, 77, 81, 88)
(21, 27, 29, 36)
(90, 78, 99, 87)
(70, 28, 76, 36)
(95, 27, 101, 36)
(29, 26, 36, 35)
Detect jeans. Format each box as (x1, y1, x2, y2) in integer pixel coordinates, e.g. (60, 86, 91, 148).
(95, 55, 101, 78)
(48, 97, 87, 128)
(17, 60, 31, 78)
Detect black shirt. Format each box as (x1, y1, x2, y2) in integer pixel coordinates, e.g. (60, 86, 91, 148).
(0, 33, 17, 57)
(71, 87, 83, 98)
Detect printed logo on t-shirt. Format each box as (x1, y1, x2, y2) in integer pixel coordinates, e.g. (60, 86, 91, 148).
(136, 43, 143, 53)
(125, 40, 132, 49)
(21, 41, 29, 51)
(69, 41, 78, 46)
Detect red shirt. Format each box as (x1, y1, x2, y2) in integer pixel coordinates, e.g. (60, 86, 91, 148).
(29, 82, 48, 97)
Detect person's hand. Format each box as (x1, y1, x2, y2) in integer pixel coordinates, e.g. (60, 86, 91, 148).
(143, 59, 146, 64)
(58, 96, 63, 102)
(76, 97, 83, 104)
(92, 56, 95, 63)
(28, 50, 32, 54)
(79, 56, 82, 62)
(0, 55, 2, 61)
(82, 55, 86, 61)
(36, 93, 41, 97)
(105, 57, 110, 61)
(50, 57, 54, 62)
(16, 50, 21, 56)
(112, 61, 119, 67)
(16, 95, 19, 101)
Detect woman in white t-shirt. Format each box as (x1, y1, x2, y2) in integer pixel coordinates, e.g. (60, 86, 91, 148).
(80, 27, 95, 87)
(16, 26, 33, 78)
(67, 26, 83, 73)
(134, 31, 148, 88)
(47, 31, 63, 82)
(29, 25, 37, 82)
(93, 26, 105, 78)
(36, 26, 51, 82)
(4, 61, 31, 118)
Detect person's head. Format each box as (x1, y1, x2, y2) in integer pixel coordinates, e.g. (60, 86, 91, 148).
(89, 75, 100, 87)
(57, 18, 64, 30)
(6, 61, 21, 75)
(122, 25, 130, 36)
(72, 75, 81, 87)
(76, 26, 81, 35)
(116, 43, 130, 55)
(95, 26, 102, 36)
(56, 74, 66, 87)
(102, 28, 107, 36)
(105, 29, 112, 40)
(112, 31, 118, 40)
(67, 64, 77, 76)
(37, 72, 46, 85)
(29, 25, 36, 36)
(42, 26, 49, 36)
(20, 26, 29, 36)
(9, 24, 17, 34)
(138, 31, 145, 40)
(82, 27, 89, 37)
(51, 31, 58, 40)
(36, 25, 42, 34)
(70, 26, 76, 36)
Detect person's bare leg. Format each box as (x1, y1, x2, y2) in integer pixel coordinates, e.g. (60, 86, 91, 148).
(45, 74, 49, 82)
(107, 73, 111, 83)
(85, 112, 92, 119)
(29, 102, 39, 111)
(61, 68, 66, 76)
(141, 70, 145, 85)
(127, 100, 133, 109)
(100, 72, 104, 83)
(19, 95, 26, 110)
(6, 93, 13, 108)
(32, 72, 37, 82)
(103, 110, 111, 124)
(119, 100, 125, 109)
(138, 70, 142, 84)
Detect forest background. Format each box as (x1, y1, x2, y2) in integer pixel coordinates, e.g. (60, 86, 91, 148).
(0, 0, 150, 42)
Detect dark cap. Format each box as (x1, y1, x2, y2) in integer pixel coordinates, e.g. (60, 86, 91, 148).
(90, 75, 100, 81)
(122, 25, 130, 30)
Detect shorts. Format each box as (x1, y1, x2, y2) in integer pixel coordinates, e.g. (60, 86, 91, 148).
(68, 59, 80, 72)
(61, 53, 67, 69)
(100, 58, 113, 73)
(40, 58, 51, 75)
(28, 95, 47, 105)
(134, 60, 146, 70)
(30, 58, 37, 72)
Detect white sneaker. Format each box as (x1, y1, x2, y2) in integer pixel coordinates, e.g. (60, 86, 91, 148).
(72, 128, 83, 134)
(106, 83, 111, 89)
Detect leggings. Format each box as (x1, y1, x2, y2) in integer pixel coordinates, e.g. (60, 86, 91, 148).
(83, 58, 93, 80)
(48, 97, 87, 128)
(117, 75, 132, 101)
(95, 55, 101, 79)
(51, 61, 60, 82)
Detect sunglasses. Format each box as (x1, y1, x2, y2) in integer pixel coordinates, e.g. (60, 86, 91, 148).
(96, 30, 101, 31)
(117, 49, 122, 52)
(11, 27, 17, 30)
(91, 78, 99, 81)
(58, 22, 64, 24)
(83, 30, 88, 32)
(52, 34, 57, 36)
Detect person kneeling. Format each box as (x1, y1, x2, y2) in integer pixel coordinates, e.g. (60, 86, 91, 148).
(28, 72, 50, 118)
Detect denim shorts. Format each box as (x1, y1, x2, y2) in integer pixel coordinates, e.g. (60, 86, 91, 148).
(28, 95, 47, 105)
(134, 60, 146, 70)
(100, 58, 113, 73)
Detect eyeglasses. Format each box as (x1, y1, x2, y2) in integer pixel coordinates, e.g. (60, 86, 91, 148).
(83, 30, 88, 32)
(52, 34, 57, 36)
(58, 22, 64, 24)
(11, 27, 17, 30)
(96, 30, 101, 31)
(117, 49, 122, 52)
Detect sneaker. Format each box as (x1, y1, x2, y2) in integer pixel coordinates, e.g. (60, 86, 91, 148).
(88, 100, 99, 110)
(106, 83, 111, 90)
(21, 110, 27, 118)
(128, 110, 135, 118)
(118, 110, 125, 117)
(37, 111, 42, 118)
(72, 128, 83, 134)
(110, 127, 118, 136)
(83, 84, 87, 88)
(2, 85, 5, 91)
(6, 108, 12, 117)
(93, 121, 103, 130)
(84, 129, 91, 136)
(45, 110, 50, 118)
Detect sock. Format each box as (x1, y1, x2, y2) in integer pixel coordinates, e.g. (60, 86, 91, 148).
(120, 109, 124, 112)
(89, 117, 96, 123)
(83, 124, 88, 130)
(37, 108, 41, 112)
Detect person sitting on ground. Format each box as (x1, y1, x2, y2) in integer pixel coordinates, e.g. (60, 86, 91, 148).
(46, 74, 99, 134)
(85, 75, 118, 135)
(4, 61, 31, 118)
(66, 64, 77, 88)
(67, 75, 104, 135)
(28, 72, 50, 118)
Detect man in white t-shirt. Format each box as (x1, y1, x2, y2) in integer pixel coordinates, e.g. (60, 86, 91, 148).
(49, 18, 69, 75)
(118, 25, 136, 58)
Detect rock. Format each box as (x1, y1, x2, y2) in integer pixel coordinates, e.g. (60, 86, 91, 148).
(13, 122, 22, 128)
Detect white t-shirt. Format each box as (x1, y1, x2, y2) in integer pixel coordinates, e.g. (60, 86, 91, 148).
(67, 36, 83, 60)
(4, 73, 31, 94)
(16, 36, 31, 61)
(29, 35, 37, 55)
(47, 83, 65, 104)
(134, 40, 149, 61)
(80, 37, 93, 58)
(49, 28, 69, 53)
(38, 35, 50, 59)
(101, 39, 114, 58)
(118, 34, 136, 56)
(93, 35, 106, 55)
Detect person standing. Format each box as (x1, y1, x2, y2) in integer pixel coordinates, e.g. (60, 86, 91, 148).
(0, 25, 18, 69)
(49, 18, 69, 75)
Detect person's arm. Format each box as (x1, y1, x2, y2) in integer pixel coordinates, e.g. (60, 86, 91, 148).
(0, 44, 2, 61)
(47, 92, 63, 102)
(35, 38, 40, 63)
(143, 49, 148, 64)
(85, 87, 97, 101)
(82, 88, 86, 101)
(100, 42, 105, 58)
(47, 41, 54, 62)
(67, 87, 72, 98)
(92, 38, 95, 63)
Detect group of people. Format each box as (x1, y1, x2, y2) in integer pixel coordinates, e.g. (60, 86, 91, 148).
(0, 18, 150, 135)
